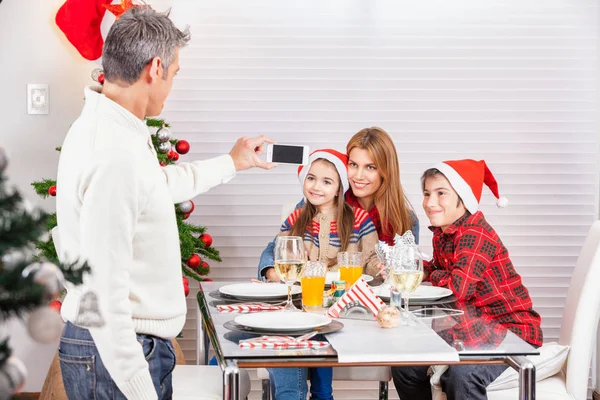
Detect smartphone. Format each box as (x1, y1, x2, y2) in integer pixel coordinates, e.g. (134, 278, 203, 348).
(266, 144, 309, 165)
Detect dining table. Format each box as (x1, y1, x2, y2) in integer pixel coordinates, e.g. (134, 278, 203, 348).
(196, 280, 539, 400)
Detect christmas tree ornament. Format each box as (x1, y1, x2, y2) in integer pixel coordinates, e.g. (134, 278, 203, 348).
(179, 200, 194, 214)
(159, 161, 166, 167)
(0, 357, 27, 398)
(0, 147, 8, 173)
(48, 186, 57, 197)
(182, 276, 189, 296)
(104, 0, 137, 19)
(156, 127, 172, 142)
(200, 261, 209, 273)
(32, 263, 65, 298)
(175, 140, 190, 155)
(74, 291, 105, 328)
(377, 305, 401, 328)
(158, 142, 171, 154)
(49, 299, 62, 313)
(182, 212, 191, 220)
(186, 254, 201, 269)
(55, 0, 112, 61)
(98, 73, 105, 85)
(200, 233, 213, 248)
(27, 307, 64, 344)
(167, 150, 179, 161)
(91, 68, 103, 82)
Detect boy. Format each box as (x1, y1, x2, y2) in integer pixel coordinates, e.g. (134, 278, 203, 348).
(392, 159, 542, 400)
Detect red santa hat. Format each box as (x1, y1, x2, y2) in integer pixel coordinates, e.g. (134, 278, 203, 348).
(297, 149, 349, 193)
(432, 159, 508, 214)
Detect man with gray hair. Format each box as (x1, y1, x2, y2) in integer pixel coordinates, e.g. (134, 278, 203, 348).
(55, 7, 275, 399)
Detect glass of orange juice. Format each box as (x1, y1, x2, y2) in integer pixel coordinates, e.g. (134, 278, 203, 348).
(301, 261, 327, 308)
(337, 252, 363, 287)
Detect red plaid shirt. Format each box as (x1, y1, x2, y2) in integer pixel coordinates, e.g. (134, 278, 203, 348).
(345, 192, 394, 245)
(424, 211, 543, 346)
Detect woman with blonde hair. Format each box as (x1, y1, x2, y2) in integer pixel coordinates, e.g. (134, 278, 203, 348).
(258, 127, 418, 400)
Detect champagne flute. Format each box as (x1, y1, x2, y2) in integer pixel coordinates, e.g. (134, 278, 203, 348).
(274, 236, 306, 311)
(390, 245, 424, 326)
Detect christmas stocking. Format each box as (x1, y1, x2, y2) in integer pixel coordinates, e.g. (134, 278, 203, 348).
(55, 0, 112, 61)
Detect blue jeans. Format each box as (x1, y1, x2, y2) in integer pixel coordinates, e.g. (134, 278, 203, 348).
(391, 364, 508, 400)
(59, 322, 176, 400)
(268, 367, 333, 400)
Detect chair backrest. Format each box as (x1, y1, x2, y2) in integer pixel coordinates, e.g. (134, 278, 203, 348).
(558, 220, 600, 399)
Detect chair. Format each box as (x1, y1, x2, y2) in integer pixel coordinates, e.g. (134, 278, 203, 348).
(253, 203, 392, 400)
(431, 220, 600, 400)
(172, 365, 251, 400)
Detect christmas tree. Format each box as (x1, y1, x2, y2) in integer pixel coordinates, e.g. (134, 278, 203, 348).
(31, 106, 220, 297)
(0, 147, 90, 398)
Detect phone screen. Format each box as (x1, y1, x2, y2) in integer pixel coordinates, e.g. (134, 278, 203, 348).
(272, 145, 305, 164)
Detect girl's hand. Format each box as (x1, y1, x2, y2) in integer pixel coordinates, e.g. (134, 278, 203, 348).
(265, 267, 281, 282)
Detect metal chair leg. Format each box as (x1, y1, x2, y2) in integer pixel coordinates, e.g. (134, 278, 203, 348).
(378, 381, 388, 400)
(261, 378, 271, 400)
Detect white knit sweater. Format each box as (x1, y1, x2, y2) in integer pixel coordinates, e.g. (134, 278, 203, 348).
(56, 87, 235, 399)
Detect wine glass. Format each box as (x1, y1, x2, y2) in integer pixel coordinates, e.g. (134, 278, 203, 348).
(274, 236, 306, 311)
(390, 245, 424, 326)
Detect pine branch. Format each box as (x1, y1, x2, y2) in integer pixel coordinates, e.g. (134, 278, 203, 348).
(0, 340, 11, 372)
(31, 179, 56, 198)
(145, 118, 170, 128)
(0, 207, 48, 255)
(0, 262, 46, 320)
(182, 266, 208, 281)
(56, 260, 91, 286)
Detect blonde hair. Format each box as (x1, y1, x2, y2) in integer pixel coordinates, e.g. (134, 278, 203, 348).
(290, 159, 354, 266)
(346, 127, 413, 237)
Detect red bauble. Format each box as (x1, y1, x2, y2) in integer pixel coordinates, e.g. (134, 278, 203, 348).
(203, 278, 213, 283)
(48, 186, 57, 197)
(186, 254, 201, 269)
(175, 140, 190, 155)
(182, 212, 191, 220)
(160, 161, 166, 167)
(49, 299, 62, 312)
(200, 233, 213, 248)
(183, 284, 190, 296)
(167, 150, 179, 161)
(98, 73, 105, 84)
(182, 276, 189, 285)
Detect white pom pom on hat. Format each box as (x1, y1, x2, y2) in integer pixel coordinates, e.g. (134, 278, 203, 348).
(496, 196, 509, 208)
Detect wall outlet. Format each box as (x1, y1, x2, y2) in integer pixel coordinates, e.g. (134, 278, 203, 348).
(27, 84, 49, 115)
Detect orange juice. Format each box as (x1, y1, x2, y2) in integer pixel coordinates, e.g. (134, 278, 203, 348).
(301, 276, 326, 307)
(339, 265, 363, 286)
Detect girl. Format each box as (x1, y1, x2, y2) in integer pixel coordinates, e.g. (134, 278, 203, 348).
(268, 149, 380, 400)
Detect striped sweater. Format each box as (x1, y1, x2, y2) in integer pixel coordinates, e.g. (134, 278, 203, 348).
(278, 207, 380, 278)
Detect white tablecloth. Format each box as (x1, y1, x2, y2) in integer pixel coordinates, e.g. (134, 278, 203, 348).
(325, 317, 460, 363)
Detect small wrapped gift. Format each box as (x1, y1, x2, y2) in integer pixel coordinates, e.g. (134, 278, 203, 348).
(327, 278, 385, 318)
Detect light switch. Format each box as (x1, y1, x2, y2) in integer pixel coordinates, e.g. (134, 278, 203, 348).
(27, 84, 49, 115)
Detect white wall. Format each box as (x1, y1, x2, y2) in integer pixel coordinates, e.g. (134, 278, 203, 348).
(0, 0, 95, 392)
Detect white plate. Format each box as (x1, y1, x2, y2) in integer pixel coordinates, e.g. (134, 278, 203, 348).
(373, 285, 453, 301)
(234, 312, 331, 332)
(218, 283, 301, 299)
(325, 271, 373, 285)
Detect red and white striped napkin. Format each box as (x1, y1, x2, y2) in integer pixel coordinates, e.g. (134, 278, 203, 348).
(327, 277, 385, 318)
(217, 303, 285, 313)
(239, 335, 330, 349)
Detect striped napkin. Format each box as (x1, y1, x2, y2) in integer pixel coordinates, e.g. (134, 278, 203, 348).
(239, 335, 330, 349)
(217, 303, 285, 313)
(327, 277, 385, 318)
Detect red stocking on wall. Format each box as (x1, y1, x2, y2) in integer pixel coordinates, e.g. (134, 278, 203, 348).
(55, 0, 112, 61)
